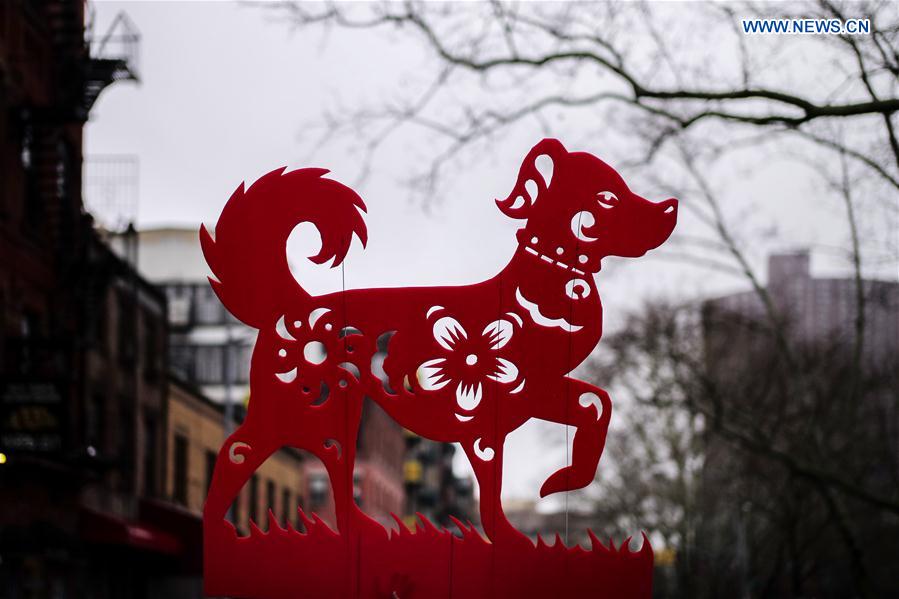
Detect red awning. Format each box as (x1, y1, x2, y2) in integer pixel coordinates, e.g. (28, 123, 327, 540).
(80, 508, 182, 555)
(139, 497, 204, 574)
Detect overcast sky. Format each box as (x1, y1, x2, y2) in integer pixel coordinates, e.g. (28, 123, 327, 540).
(83, 1, 894, 507)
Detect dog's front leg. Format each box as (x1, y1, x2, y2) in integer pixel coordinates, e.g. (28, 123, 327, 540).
(534, 378, 612, 497)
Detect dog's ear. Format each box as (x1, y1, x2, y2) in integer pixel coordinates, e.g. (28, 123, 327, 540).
(496, 138, 567, 219)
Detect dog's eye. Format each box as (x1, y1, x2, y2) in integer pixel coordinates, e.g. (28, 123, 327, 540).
(596, 191, 618, 209)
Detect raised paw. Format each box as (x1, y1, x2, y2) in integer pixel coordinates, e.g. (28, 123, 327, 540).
(539, 465, 595, 497)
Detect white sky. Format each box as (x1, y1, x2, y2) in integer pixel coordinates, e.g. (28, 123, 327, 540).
(84, 1, 896, 508)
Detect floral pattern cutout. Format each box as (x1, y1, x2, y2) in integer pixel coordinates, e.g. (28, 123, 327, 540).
(416, 312, 524, 417)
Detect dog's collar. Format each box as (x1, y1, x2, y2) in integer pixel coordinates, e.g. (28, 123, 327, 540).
(518, 243, 591, 276)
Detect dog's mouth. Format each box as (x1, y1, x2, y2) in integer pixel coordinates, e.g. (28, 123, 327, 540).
(521, 243, 590, 276)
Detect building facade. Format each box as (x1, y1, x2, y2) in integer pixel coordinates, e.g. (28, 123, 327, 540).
(1, 234, 176, 597)
(704, 251, 898, 367)
(109, 227, 254, 405)
(0, 2, 184, 597)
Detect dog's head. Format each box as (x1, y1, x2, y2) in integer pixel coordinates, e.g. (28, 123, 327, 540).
(497, 139, 677, 273)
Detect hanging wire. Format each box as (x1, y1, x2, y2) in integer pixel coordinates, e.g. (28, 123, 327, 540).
(339, 259, 359, 598)
(487, 272, 503, 597)
(564, 208, 585, 545)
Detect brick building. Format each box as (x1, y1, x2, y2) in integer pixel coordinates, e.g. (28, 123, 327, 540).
(148, 377, 305, 596)
(0, 233, 176, 596)
(0, 2, 204, 595)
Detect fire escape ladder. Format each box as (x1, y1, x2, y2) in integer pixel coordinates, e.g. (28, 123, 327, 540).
(83, 10, 140, 115)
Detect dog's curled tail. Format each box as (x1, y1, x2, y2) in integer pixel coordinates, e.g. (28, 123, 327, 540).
(200, 167, 367, 328)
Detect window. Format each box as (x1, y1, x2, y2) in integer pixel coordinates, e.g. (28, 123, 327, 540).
(166, 284, 193, 327)
(118, 400, 132, 456)
(309, 473, 328, 508)
(89, 302, 108, 352)
(229, 487, 241, 527)
(222, 343, 253, 385)
(173, 434, 188, 505)
(194, 284, 224, 324)
(117, 292, 136, 368)
(20, 116, 33, 170)
(195, 345, 224, 384)
(235, 344, 253, 384)
(353, 472, 363, 507)
(248, 475, 259, 524)
(169, 344, 196, 382)
(205, 449, 217, 494)
(266, 479, 276, 518)
(85, 394, 105, 451)
(225, 343, 253, 385)
(143, 315, 160, 382)
(54, 140, 72, 206)
(143, 415, 158, 497)
(20, 113, 42, 235)
(21, 309, 41, 339)
(281, 488, 291, 524)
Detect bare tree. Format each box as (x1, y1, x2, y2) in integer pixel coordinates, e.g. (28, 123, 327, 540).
(278, 2, 897, 189)
(581, 321, 705, 598)
(274, 0, 897, 366)
(594, 290, 898, 597)
(275, 0, 897, 274)
(273, 1, 899, 596)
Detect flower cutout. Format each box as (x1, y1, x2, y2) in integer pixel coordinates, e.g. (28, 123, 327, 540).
(416, 313, 523, 414)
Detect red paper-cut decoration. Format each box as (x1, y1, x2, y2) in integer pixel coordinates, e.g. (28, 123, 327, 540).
(202, 139, 677, 598)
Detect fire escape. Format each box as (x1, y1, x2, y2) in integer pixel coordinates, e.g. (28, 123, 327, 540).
(36, 1, 140, 119)
(0, 1, 141, 464)
(15, 4, 138, 262)
(81, 9, 141, 116)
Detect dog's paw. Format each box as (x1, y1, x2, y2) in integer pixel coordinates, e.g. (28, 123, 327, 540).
(539, 466, 593, 497)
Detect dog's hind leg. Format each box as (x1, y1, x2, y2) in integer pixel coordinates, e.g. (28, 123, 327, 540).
(462, 438, 529, 546)
(319, 404, 361, 536)
(204, 419, 280, 527)
(294, 385, 381, 538)
(534, 378, 613, 497)
(204, 374, 316, 529)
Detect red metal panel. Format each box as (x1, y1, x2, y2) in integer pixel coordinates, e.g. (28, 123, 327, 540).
(202, 139, 677, 598)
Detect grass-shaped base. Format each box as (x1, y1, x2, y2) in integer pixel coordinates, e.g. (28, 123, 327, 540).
(205, 509, 652, 598)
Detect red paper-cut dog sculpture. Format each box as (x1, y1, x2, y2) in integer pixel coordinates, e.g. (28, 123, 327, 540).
(202, 139, 677, 598)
